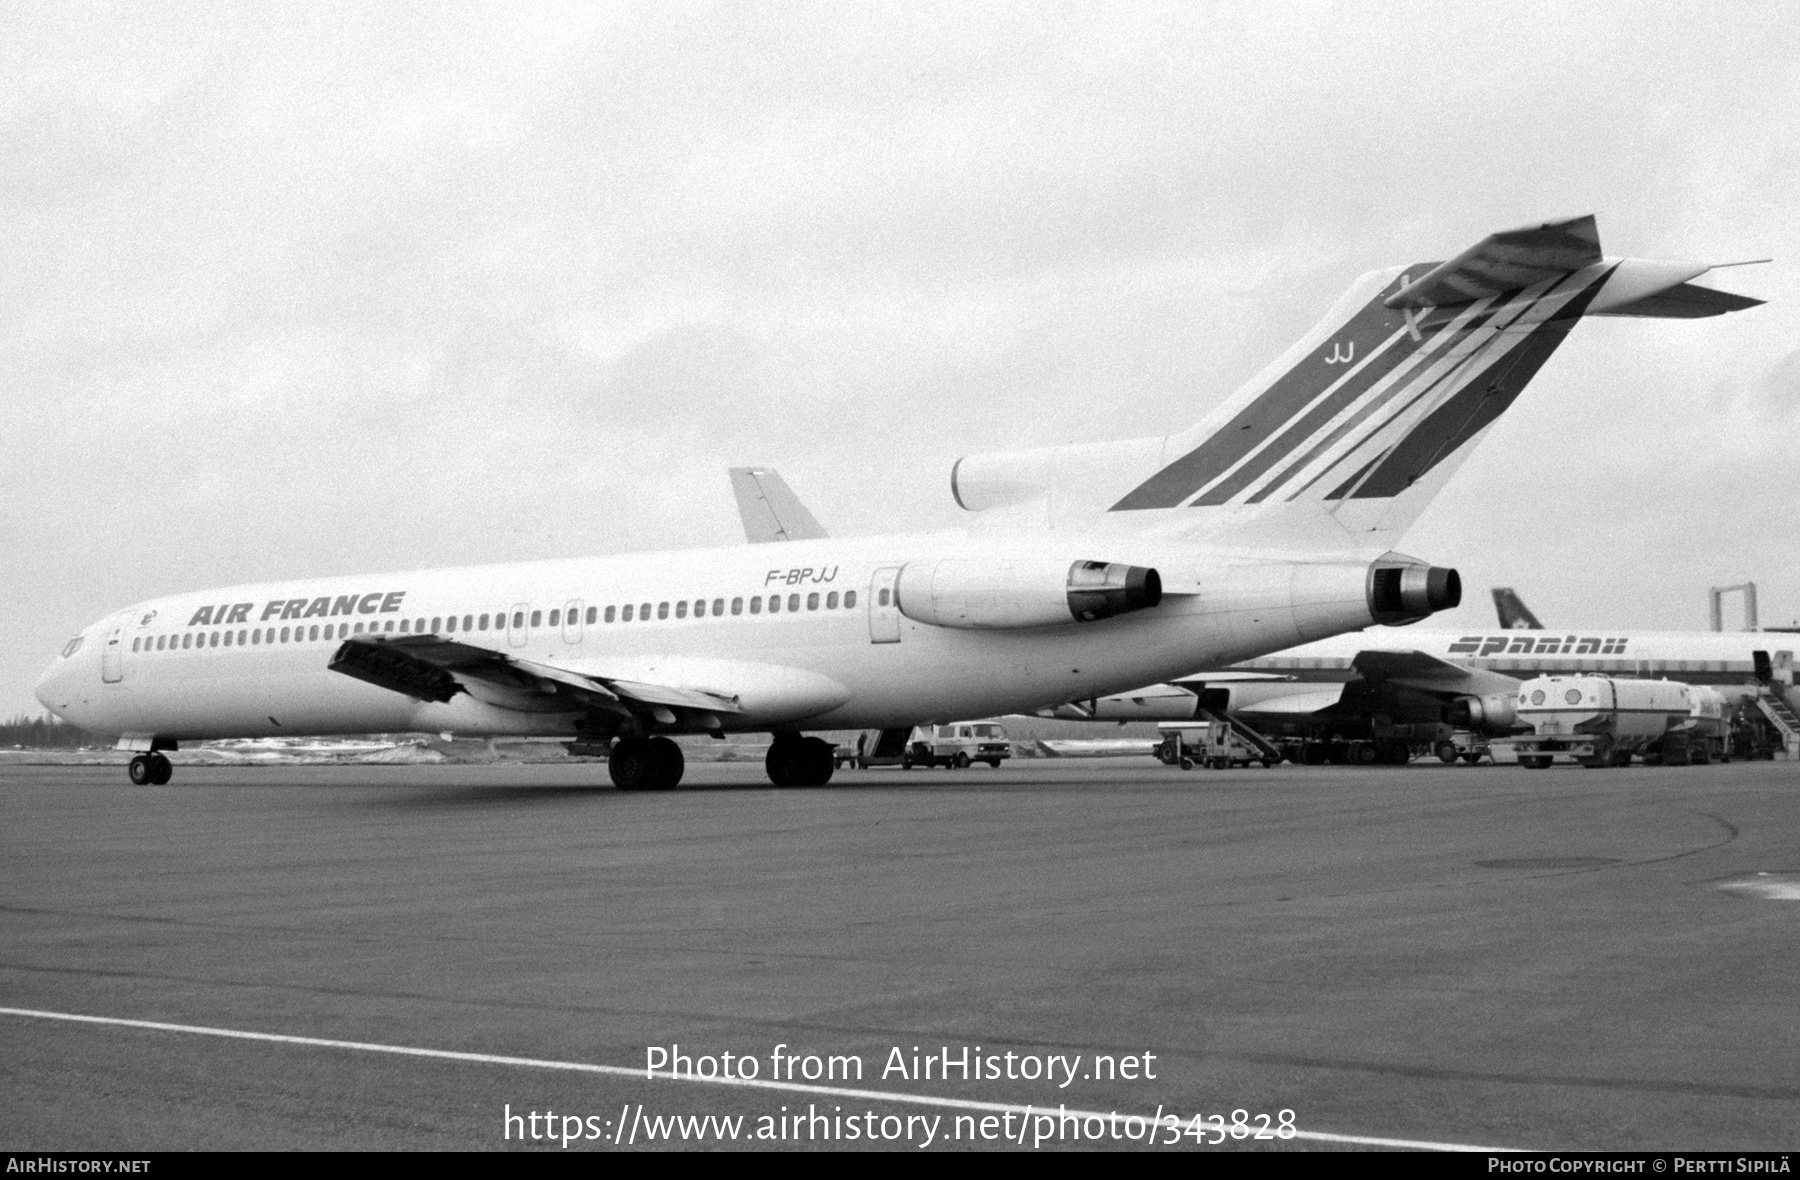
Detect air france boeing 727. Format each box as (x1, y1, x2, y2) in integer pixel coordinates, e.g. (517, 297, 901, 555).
(35, 216, 1759, 789)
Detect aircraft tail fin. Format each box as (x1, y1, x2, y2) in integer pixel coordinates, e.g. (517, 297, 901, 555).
(950, 215, 1761, 551)
(1492, 587, 1545, 630)
(729, 467, 829, 543)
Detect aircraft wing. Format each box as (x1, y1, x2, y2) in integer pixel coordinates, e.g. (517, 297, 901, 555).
(1351, 649, 1519, 696)
(729, 467, 829, 543)
(1236, 689, 1349, 715)
(328, 635, 745, 721)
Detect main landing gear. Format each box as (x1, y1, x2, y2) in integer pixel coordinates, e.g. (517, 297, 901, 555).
(766, 735, 835, 787)
(127, 753, 172, 785)
(609, 736, 684, 791)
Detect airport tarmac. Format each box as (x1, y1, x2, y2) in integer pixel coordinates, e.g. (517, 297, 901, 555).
(2, 757, 1797, 1152)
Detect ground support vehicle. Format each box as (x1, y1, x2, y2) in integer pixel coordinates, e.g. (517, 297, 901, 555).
(1512, 675, 1727, 769)
(1156, 720, 1280, 769)
(1432, 731, 1493, 765)
(899, 722, 1012, 769)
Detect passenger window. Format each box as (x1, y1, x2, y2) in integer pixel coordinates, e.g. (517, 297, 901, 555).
(549, 609, 559, 626)
(250, 631, 258, 645)
(384, 620, 394, 632)
(587, 607, 598, 624)
(308, 625, 319, 641)
(431, 617, 441, 632)
(827, 591, 839, 609)
(399, 619, 410, 633)
(788, 594, 800, 612)
(731, 597, 743, 615)
(180, 634, 190, 649)
(768, 595, 780, 614)
(605, 606, 616, 623)
(132, 638, 140, 652)
(845, 590, 857, 608)
(445, 616, 457, 633)
(278, 628, 288, 643)
(622, 604, 634, 622)
(211, 632, 220, 647)
(463, 615, 473, 631)
(529, 610, 540, 627)
(806, 593, 819, 610)
(878, 589, 890, 606)
(713, 598, 724, 616)
(513, 612, 525, 629)
(352, 622, 362, 634)
(640, 602, 651, 621)
(156, 636, 166, 651)
(675, 601, 688, 619)
(750, 597, 762, 614)
(657, 602, 669, 620)
(224, 633, 233, 647)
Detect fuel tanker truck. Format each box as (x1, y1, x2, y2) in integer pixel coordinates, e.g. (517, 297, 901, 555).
(1511, 676, 1728, 769)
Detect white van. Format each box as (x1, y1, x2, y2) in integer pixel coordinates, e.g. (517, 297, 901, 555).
(904, 722, 1012, 769)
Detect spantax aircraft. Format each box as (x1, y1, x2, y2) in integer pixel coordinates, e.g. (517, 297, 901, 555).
(36, 215, 1760, 789)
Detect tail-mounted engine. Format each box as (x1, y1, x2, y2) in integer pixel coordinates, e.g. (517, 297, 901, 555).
(1367, 558, 1461, 624)
(897, 558, 1162, 630)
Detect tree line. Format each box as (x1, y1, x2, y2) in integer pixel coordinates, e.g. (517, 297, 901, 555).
(0, 714, 96, 748)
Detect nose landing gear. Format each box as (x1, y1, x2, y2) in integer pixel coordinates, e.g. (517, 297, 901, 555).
(127, 753, 172, 785)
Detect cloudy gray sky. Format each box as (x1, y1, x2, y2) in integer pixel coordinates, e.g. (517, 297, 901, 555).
(5, 1, 1798, 718)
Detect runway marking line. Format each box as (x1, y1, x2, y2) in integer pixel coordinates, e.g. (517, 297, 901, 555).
(1, 1006, 1517, 1152)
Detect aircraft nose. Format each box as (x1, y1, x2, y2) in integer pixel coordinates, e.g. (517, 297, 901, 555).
(34, 655, 73, 718)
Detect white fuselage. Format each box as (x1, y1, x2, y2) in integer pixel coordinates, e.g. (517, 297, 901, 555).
(35, 531, 1391, 742)
(1223, 625, 1792, 700)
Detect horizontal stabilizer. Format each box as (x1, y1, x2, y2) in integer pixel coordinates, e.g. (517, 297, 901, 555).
(1386, 216, 1601, 308)
(730, 467, 829, 543)
(1589, 281, 1765, 319)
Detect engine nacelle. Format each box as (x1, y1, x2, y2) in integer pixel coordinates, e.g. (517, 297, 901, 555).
(1447, 692, 1521, 735)
(897, 558, 1162, 630)
(1367, 560, 1461, 623)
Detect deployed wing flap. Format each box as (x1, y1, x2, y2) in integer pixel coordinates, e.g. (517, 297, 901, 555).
(730, 467, 829, 543)
(1386, 215, 1601, 308)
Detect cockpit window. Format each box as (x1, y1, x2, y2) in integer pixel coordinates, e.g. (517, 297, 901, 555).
(61, 635, 84, 658)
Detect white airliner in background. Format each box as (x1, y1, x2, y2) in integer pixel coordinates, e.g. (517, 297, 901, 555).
(1055, 620, 1798, 761)
(35, 215, 1760, 789)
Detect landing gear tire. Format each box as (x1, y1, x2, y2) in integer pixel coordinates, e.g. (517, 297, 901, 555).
(1378, 740, 1411, 765)
(1351, 742, 1377, 765)
(148, 753, 172, 785)
(610, 737, 683, 790)
(767, 736, 835, 787)
(1435, 741, 1459, 765)
(128, 755, 153, 785)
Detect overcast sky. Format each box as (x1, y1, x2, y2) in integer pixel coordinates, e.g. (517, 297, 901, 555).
(4, 2, 1798, 718)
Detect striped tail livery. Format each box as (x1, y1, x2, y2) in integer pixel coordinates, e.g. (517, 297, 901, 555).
(951, 215, 1761, 548)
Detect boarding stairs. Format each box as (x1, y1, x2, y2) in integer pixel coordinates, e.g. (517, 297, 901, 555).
(1197, 707, 1287, 764)
(1755, 688, 1800, 760)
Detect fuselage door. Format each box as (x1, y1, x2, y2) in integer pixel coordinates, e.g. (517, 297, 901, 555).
(101, 622, 125, 683)
(508, 602, 530, 648)
(869, 567, 902, 644)
(564, 600, 584, 644)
